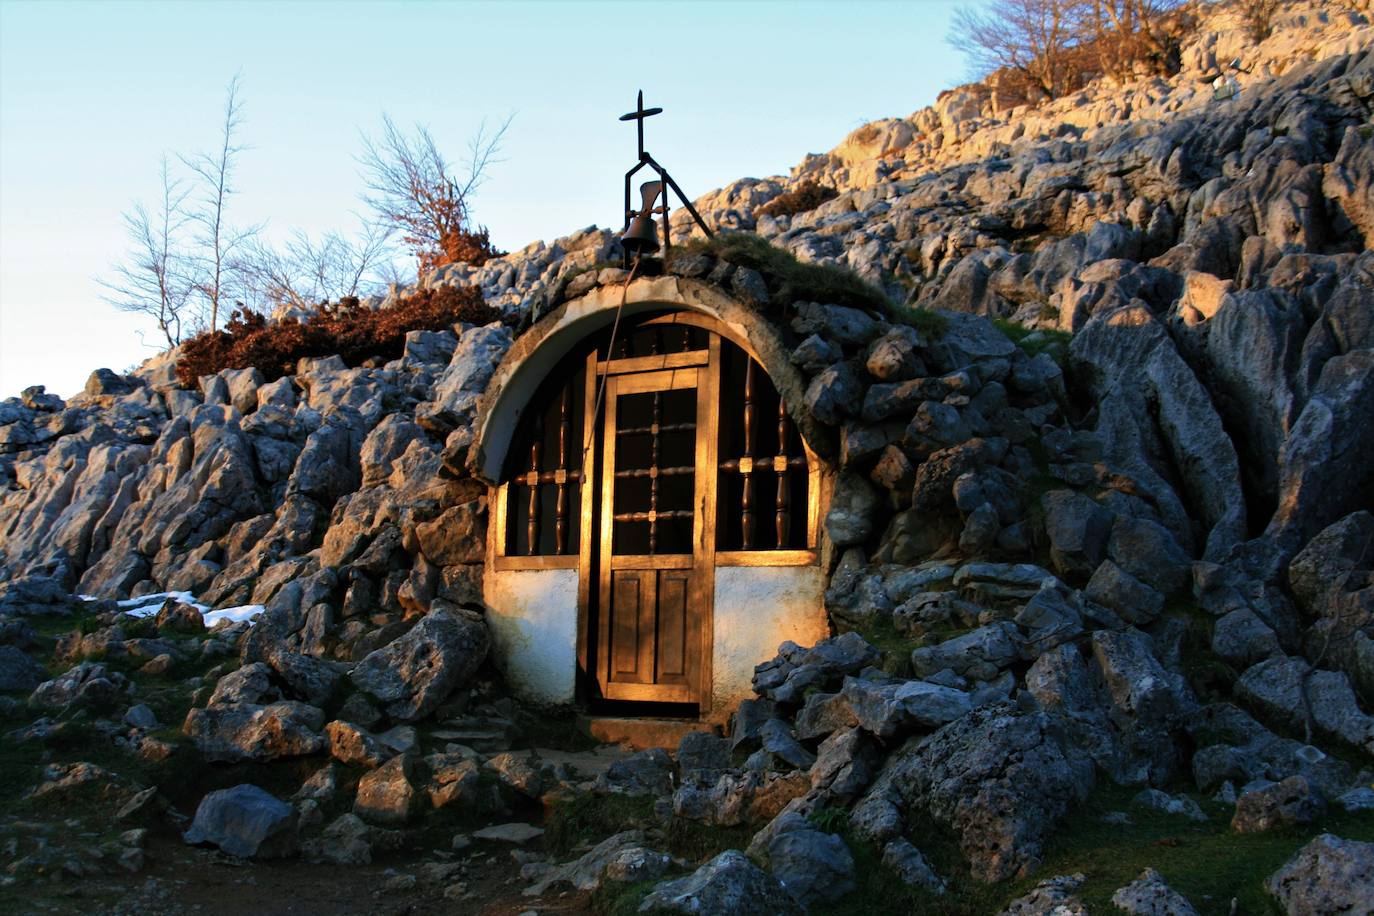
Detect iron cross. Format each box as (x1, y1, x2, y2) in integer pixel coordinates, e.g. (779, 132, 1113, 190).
(619, 90, 663, 160)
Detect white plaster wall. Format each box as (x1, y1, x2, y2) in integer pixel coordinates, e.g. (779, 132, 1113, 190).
(711, 565, 830, 717)
(483, 567, 580, 705)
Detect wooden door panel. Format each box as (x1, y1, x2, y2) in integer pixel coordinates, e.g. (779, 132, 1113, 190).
(610, 570, 650, 682)
(655, 569, 690, 682)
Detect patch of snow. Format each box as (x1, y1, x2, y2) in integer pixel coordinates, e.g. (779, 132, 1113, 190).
(203, 605, 266, 628)
(90, 590, 262, 627)
(117, 591, 209, 617)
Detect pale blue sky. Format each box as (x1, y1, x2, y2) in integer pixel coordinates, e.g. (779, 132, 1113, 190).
(0, 0, 965, 397)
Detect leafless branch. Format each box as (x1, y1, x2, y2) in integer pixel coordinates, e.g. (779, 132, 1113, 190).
(237, 220, 397, 311)
(99, 157, 194, 348)
(181, 73, 255, 332)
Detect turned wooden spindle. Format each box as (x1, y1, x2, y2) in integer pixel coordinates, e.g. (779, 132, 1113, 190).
(777, 398, 790, 546)
(526, 412, 543, 555)
(555, 384, 571, 554)
(741, 360, 756, 549)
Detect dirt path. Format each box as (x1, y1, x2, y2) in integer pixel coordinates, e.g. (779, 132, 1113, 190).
(6, 833, 598, 916)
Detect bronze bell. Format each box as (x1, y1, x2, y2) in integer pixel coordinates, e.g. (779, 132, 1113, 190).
(620, 213, 661, 255)
(620, 180, 664, 255)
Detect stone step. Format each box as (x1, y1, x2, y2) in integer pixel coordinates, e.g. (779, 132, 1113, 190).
(578, 715, 721, 750)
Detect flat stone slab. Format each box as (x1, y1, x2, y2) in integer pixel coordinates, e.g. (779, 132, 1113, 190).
(534, 744, 632, 780)
(472, 822, 544, 844)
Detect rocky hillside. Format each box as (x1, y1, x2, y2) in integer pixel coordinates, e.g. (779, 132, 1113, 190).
(0, 1, 1372, 913)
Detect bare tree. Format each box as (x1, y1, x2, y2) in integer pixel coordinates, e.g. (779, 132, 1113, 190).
(100, 158, 193, 348)
(182, 74, 255, 332)
(359, 113, 512, 272)
(1084, 0, 1182, 81)
(238, 221, 395, 311)
(950, 0, 1085, 100)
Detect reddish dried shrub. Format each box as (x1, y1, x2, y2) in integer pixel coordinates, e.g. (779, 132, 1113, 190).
(418, 225, 504, 274)
(175, 284, 502, 386)
(757, 180, 840, 219)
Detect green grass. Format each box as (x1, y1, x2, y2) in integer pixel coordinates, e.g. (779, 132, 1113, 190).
(545, 791, 755, 865)
(846, 616, 917, 658)
(544, 792, 658, 857)
(668, 232, 892, 315)
(993, 318, 1071, 364)
(594, 877, 670, 916)
(889, 303, 950, 339)
(1030, 784, 1374, 914)
(806, 782, 1374, 916)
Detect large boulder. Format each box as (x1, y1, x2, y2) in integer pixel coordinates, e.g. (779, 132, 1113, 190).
(29, 661, 129, 709)
(349, 604, 488, 721)
(1231, 776, 1326, 834)
(672, 770, 811, 828)
(183, 784, 298, 859)
(1041, 490, 1113, 578)
(354, 754, 420, 825)
(0, 645, 48, 692)
(638, 850, 803, 916)
(876, 703, 1087, 883)
(1111, 869, 1199, 916)
(1236, 656, 1374, 754)
(525, 830, 671, 896)
(1265, 834, 1374, 916)
(1266, 350, 1374, 555)
(1089, 628, 1195, 784)
(767, 828, 856, 909)
(182, 701, 325, 762)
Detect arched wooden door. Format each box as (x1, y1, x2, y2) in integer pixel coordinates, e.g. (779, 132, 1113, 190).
(492, 310, 819, 712)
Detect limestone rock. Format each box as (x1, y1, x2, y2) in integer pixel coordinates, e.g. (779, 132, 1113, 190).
(302, 813, 373, 865)
(768, 828, 856, 908)
(183, 784, 298, 859)
(1231, 775, 1326, 834)
(1084, 560, 1163, 625)
(596, 748, 676, 796)
(208, 662, 278, 706)
(485, 750, 548, 798)
(425, 753, 482, 809)
(183, 701, 325, 762)
(349, 604, 488, 721)
(354, 754, 419, 825)
(1041, 489, 1113, 578)
(998, 873, 1089, 915)
(472, 822, 544, 844)
(325, 720, 394, 769)
(1236, 656, 1374, 754)
(29, 661, 129, 709)
(1111, 868, 1199, 916)
(804, 361, 864, 427)
(885, 703, 1085, 883)
(1211, 608, 1280, 668)
(882, 837, 946, 893)
(672, 770, 810, 828)
(0, 645, 47, 692)
(638, 850, 802, 916)
(911, 622, 1019, 681)
(525, 830, 670, 896)
(1265, 834, 1374, 916)
(824, 471, 880, 547)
